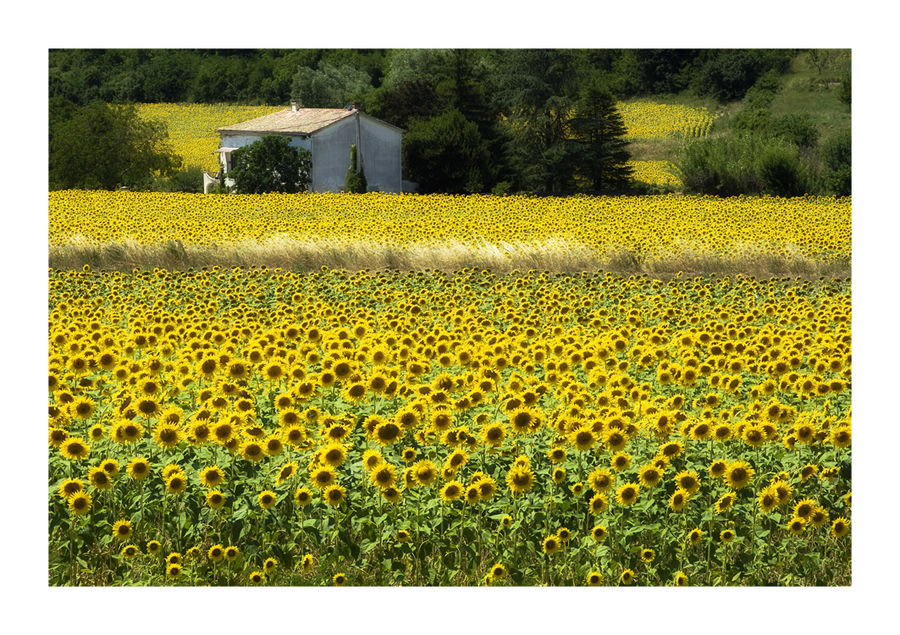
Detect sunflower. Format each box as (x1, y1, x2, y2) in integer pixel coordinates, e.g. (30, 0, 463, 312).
(830, 426, 851, 449)
(211, 421, 236, 446)
(382, 486, 402, 503)
(610, 452, 632, 472)
(440, 481, 464, 502)
(719, 529, 735, 543)
(658, 441, 684, 459)
(708, 459, 728, 479)
(800, 463, 819, 482)
(757, 486, 780, 514)
(615, 482, 640, 507)
(640, 548, 655, 563)
(70, 396, 96, 420)
(121, 544, 140, 559)
(552, 467, 567, 484)
(147, 540, 162, 555)
(208, 544, 225, 562)
(127, 457, 151, 480)
(60, 437, 91, 461)
(501, 515, 513, 528)
(687, 527, 703, 546)
(571, 481, 584, 496)
(199, 465, 225, 488)
(674, 571, 688, 586)
(587, 571, 603, 586)
(166, 564, 182, 579)
(112, 420, 144, 444)
(793, 498, 816, 519)
(224, 545, 240, 561)
(445, 448, 469, 471)
(48, 427, 69, 447)
(323, 484, 346, 507)
(374, 421, 402, 446)
(370, 463, 397, 490)
(771, 480, 792, 506)
(809, 506, 830, 528)
(263, 557, 278, 572)
(239, 439, 266, 463)
(787, 516, 807, 535)
(112, 519, 133, 541)
(249, 570, 265, 584)
(478, 477, 497, 500)
(638, 464, 663, 488)
(542, 535, 561, 555)
(831, 517, 850, 538)
(483, 423, 507, 447)
(413, 460, 437, 486)
(588, 493, 609, 515)
(724, 461, 754, 489)
(674, 470, 700, 495)
(167, 552, 182, 566)
(362, 449, 384, 472)
(89, 424, 106, 442)
(591, 524, 608, 542)
(506, 466, 535, 495)
(587, 467, 615, 493)
(332, 573, 347, 586)
(301, 553, 315, 572)
(206, 490, 226, 509)
(152, 422, 182, 449)
(88, 466, 113, 491)
(67, 491, 92, 516)
(275, 461, 298, 485)
(570, 427, 597, 451)
(57, 478, 84, 499)
(669, 488, 688, 512)
(165, 472, 187, 495)
(620, 569, 635, 585)
(715, 492, 736, 514)
(320, 442, 347, 467)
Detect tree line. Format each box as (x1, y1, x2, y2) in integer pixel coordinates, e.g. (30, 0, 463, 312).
(49, 49, 849, 196)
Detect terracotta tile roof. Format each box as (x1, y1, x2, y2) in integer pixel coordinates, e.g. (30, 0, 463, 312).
(217, 108, 357, 135)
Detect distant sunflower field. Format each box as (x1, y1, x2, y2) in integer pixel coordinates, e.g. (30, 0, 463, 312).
(49, 262, 851, 586)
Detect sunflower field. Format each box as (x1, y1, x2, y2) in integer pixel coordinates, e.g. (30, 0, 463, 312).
(48, 260, 851, 586)
(49, 191, 851, 265)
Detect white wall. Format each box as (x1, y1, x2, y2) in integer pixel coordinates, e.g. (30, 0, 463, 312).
(359, 115, 402, 193)
(309, 118, 357, 193)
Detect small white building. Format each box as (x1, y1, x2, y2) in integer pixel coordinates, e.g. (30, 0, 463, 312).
(205, 104, 404, 194)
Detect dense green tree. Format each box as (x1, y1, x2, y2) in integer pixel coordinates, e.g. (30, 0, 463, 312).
(490, 49, 581, 193)
(49, 101, 180, 190)
(228, 135, 311, 194)
(403, 109, 493, 194)
(567, 81, 633, 191)
(291, 61, 372, 108)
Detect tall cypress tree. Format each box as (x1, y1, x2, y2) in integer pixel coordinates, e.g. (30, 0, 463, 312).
(567, 80, 633, 192)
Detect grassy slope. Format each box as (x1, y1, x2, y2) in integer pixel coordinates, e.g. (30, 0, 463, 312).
(627, 50, 851, 165)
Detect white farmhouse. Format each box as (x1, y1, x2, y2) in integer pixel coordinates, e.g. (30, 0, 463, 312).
(204, 103, 403, 194)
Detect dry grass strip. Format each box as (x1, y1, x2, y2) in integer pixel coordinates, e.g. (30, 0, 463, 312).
(49, 235, 851, 280)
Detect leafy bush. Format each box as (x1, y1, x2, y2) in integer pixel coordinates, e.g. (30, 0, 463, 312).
(822, 129, 851, 196)
(770, 114, 820, 149)
(229, 135, 311, 194)
(756, 144, 813, 197)
(676, 134, 818, 196)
